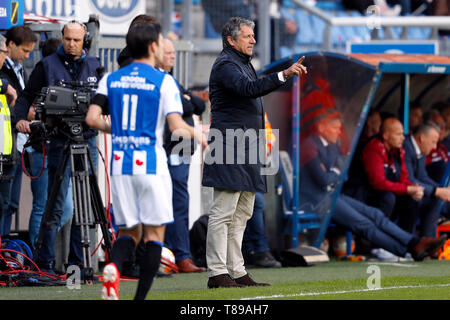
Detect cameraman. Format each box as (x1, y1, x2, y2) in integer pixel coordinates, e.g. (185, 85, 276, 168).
(15, 21, 102, 274)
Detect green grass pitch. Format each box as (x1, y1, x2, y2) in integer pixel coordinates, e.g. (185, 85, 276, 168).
(1, 260, 449, 301)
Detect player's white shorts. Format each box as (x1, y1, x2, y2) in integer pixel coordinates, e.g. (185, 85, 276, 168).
(110, 174, 173, 229)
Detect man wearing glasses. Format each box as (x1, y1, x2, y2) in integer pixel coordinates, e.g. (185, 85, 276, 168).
(0, 25, 37, 237)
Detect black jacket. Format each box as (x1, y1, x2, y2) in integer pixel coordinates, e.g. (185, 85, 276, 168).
(0, 58, 28, 162)
(201, 46, 284, 192)
(163, 80, 205, 157)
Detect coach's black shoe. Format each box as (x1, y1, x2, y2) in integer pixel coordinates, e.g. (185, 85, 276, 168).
(234, 274, 270, 287)
(411, 235, 447, 261)
(207, 274, 245, 289)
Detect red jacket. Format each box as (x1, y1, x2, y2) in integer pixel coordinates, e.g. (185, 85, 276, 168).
(361, 136, 412, 195)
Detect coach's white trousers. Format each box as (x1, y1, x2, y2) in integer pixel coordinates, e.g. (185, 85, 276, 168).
(206, 188, 255, 279)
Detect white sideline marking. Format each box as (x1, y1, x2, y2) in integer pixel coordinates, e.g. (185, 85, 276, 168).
(240, 283, 450, 300)
(367, 262, 418, 268)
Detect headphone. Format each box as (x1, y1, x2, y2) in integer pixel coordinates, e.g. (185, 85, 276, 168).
(61, 20, 90, 50)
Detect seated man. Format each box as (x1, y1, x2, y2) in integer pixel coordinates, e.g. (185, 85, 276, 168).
(361, 118, 424, 219)
(299, 111, 446, 261)
(424, 111, 448, 183)
(408, 103, 423, 134)
(342, 109, 382, 203)
(401, 122, 450, 237)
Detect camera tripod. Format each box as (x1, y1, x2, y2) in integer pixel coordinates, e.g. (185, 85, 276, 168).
(34, 124, 112, 284)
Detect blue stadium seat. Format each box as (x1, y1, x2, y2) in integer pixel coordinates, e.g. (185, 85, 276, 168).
(204, 12, 221, 39)
(334, 10, 356, 44)
(350, 10, 371, 42)
(309, 11, 328, 45)
(294, 8, 315, 45)
(314, 0, 345, 11)
(408, 25, 432, 40)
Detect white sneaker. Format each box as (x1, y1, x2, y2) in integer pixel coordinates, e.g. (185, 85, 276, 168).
(370, 248, 399, 261)
(398, 253, 414, 262)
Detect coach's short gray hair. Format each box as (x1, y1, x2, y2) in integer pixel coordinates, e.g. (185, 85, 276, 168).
(0, 34, 6, 49)
(222, 16, 255, 49)
(413, 121, 440, 136)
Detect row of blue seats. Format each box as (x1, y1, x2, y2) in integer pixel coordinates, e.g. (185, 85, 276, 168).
(285, 7, 432, 45)
(203, 4, 432, 46)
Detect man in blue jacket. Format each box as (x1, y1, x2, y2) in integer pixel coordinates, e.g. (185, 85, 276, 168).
(202, 16, 306, 288)
(401, 122, 450, 237)
(161, 38, 207, 273)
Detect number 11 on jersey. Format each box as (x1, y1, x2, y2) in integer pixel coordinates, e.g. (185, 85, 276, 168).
(122, 94, 138, 131)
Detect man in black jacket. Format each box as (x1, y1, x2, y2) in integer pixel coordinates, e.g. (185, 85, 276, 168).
(161, 38, 207, 273)
(202, 16, 306, 288)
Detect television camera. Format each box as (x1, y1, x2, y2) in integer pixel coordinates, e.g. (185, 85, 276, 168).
(25, 80, 97, 149)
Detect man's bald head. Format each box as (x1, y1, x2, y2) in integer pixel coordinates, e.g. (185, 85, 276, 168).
(381, 117, 402, 134)
(160, 38, 175, 72)
(381, 117, 405, 150)
(61, 21, 87, 58)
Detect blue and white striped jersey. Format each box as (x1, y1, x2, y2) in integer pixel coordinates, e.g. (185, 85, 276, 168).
(96, 62, 183, 175)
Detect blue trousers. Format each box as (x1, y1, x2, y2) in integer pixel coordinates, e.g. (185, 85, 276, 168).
(242, 192, 270, 254)
(28, 150, 49, 249)
(397, 194, 440, 238)
(331, 194, 414, 257)
(367, 190, 397, 219)
(164, 163, 191, 262)
(28, 151, 74, 250)
(36, 137, 97, 266)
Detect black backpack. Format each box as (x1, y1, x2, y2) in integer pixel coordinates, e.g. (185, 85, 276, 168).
(189, 214, 209, 268)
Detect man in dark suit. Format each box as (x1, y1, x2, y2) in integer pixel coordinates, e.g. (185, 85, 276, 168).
(401, 122, 450, 237)
(300, 111, 447, 261)
(202, 16, 306, 288)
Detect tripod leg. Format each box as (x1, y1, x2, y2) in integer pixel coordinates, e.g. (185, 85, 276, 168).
(86, 148, 113, 256)
(65, 142, 114, 283)
(70, 144, 94, 284)
(34, 144, 71, 263)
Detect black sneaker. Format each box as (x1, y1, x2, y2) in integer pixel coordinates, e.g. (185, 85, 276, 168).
(251, 251, 282, 268)
(37, 262, 56, 275)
